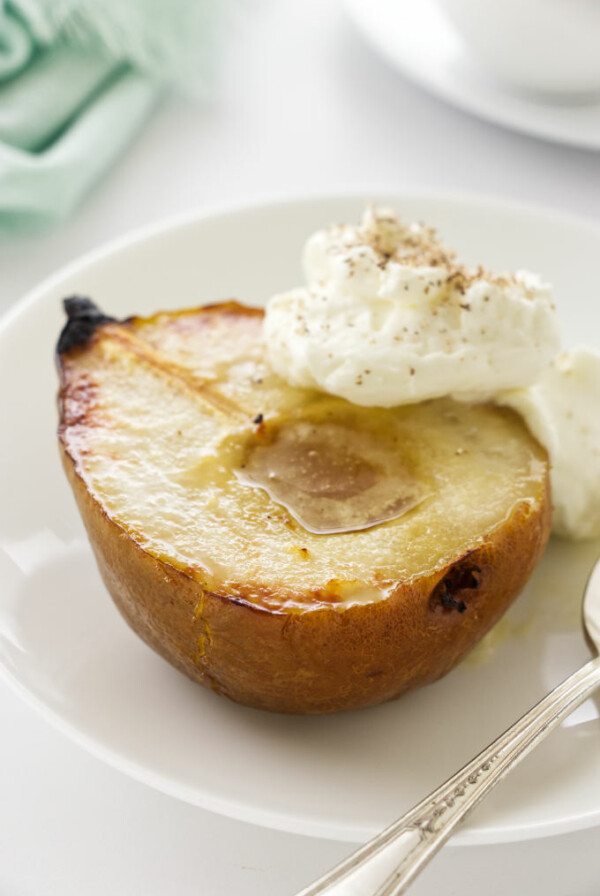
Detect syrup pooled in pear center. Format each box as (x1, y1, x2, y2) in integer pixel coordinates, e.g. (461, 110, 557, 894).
(237, 403, 426, 534)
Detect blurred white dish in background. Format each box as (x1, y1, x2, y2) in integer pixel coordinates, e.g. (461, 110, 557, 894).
(437, 0, 600, 99)
(344, 0, 600, 149)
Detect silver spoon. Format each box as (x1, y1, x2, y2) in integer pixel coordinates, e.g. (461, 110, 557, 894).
(294, 556, 600, 896)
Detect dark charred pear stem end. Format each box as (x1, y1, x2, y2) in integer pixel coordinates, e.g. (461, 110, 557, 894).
(56, 296, 117, 355)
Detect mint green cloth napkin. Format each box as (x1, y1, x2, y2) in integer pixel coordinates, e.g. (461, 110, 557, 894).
(0, 1, 160, 230)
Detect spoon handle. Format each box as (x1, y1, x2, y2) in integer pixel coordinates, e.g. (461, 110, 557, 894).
(294, 656, 600, 896)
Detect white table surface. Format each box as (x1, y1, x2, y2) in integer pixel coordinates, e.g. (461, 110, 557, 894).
(2, 2, 600, 893)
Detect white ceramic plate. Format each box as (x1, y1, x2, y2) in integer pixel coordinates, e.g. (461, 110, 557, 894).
(1, 192, 600, 845)
(345, 0, 600, 150)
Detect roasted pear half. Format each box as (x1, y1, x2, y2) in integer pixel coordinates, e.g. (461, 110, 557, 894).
(56, 298, 551, 713)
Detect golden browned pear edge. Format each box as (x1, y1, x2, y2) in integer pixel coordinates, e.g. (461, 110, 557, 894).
(56, 300, 552, 714)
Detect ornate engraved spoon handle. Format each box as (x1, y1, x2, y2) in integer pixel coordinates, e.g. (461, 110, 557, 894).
(295, 656, 600, 896)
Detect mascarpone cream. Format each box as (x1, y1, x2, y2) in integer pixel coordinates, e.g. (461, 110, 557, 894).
(264, 207, 561, 407)
(499, 348, 600, 540)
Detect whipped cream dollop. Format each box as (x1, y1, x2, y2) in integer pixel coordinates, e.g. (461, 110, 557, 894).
(263, 207, 600, 540)
(264, 207, 561, 407)
(499, 348, 600, 540)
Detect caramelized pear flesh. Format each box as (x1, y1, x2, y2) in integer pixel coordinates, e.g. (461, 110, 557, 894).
(57, 299, 551, 713)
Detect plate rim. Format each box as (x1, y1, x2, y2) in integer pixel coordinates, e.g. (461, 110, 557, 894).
(3, 184, 600, 337)
(2, 187, 600, 845)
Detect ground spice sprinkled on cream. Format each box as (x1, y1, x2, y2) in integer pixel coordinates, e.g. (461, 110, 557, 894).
(264, 206, 560, 407)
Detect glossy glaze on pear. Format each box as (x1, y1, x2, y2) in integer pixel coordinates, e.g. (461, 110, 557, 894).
(56, 298, 552, 713)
